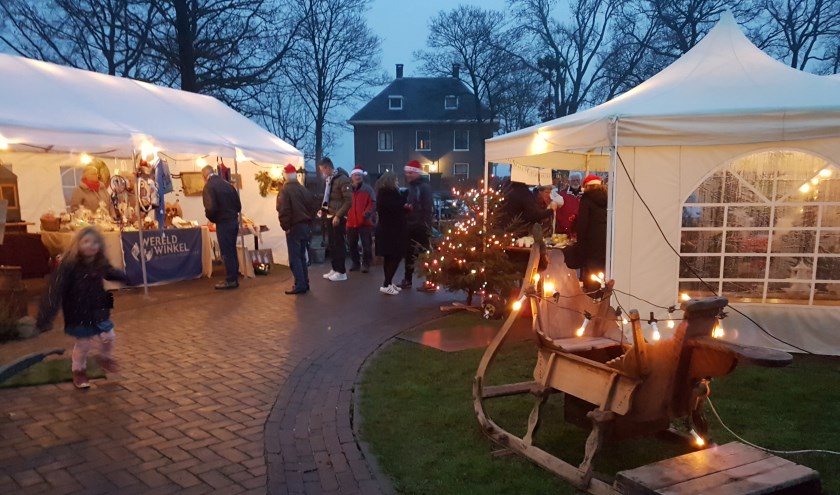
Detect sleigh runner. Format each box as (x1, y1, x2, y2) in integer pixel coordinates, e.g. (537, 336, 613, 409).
(472, 226, 820, 495)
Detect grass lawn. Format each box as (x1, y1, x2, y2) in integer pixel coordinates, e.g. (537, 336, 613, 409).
(358, 314, 840, 495)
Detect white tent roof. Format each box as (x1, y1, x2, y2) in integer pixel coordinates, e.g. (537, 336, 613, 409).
(487, 13, 840, 165)
(0, 53, 302, 164)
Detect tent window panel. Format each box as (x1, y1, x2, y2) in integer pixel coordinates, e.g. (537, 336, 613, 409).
(59, 166, 85, 206)
(681, 206, 724, 228)
(679, 256, 720, 279)
(727, 206, 770, 227)
(823, 206, 840, 227)
(686, 172, 724, 203)
(678, 281, 718, 299)
(771, 230, 815, 254)
(723, 172, 766, 203)
(766, 282, 811, 304)
(774, 205, 818, 228)
(816, 257, 840, 280)
(820, 232, 840, 254)
(680, 231, 722, 253)
(725, 231, 768, 253)
(768, 256, 799, 279)
(723, 256, 766, 279)
(814, 284, 840, 305)
(722, 281, 764, 302)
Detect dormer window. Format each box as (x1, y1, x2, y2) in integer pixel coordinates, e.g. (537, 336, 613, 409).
(389, 96, 403, 110)
(444, 95, 458, 109)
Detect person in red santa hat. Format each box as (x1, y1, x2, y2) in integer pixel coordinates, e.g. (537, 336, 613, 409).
(565, 174, 608, 292)
(399, 160, 433, 289)
(346, 165, 376, 272)
(277, 164, 319, 294)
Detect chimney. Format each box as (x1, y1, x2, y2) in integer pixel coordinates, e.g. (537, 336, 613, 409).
(396, 64, 404, 79)
(452, 63, 460, 79)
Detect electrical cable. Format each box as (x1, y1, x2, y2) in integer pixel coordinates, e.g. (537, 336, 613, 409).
(615, 152, 812, 354)
(706, 397, 840, 456)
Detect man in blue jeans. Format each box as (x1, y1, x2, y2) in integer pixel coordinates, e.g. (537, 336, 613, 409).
(277, 164, 318, 294)
(202, 165, 242, 289)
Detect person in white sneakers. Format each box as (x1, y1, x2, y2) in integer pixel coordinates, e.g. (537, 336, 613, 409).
(374, 172, 407, 295)
(318, 157, 352, 281)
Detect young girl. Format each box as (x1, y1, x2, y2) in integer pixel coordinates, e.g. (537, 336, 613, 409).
(37, 227, 127, 389)
(374, 172, 407, 295)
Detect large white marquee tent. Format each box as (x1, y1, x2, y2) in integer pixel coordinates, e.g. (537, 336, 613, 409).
(486, 13, 840, 354)
(0, 52, 303, 264)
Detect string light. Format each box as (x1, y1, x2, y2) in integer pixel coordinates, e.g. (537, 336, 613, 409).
(819, 168, 832, 178)
(690, 429, 705, 447)
(648, 312, 661, 341)
(589, 272, 606, 289)
(679, 293, 691, 302)
(512, 295, 527, 311)
(667, 306, 676, 329)
(79, 153, 93, 165)
(576, 311, 592, 337)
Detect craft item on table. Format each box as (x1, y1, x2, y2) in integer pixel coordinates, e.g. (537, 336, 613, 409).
(515, 235, 535, 247)
(40, 210, 60, 231)
(164, 201, 183, 228)
(142, 211, 157, 230)
(171, 216, 195, 229)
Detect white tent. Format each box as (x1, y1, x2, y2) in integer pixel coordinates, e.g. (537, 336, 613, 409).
(0, 53, 303, 265)
(486, 13, 840, 355)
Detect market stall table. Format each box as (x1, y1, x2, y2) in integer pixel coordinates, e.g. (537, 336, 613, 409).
(40, 226, 212, 285)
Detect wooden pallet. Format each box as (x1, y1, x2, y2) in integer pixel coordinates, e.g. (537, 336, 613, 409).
(615, 442, 820, 495)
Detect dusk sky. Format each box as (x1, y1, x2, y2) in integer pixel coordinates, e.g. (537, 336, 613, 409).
(329, 0, 509, 167)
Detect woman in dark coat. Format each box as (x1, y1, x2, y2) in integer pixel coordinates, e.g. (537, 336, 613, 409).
(574, 176, 608, 292)
(374, 172, 408, 294)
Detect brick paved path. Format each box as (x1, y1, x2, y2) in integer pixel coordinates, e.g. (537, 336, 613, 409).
(0, 268, 450, 494)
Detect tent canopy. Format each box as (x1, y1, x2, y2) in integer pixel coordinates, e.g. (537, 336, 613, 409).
(487, 13, 840, 166)
(0, 54, 302, 165)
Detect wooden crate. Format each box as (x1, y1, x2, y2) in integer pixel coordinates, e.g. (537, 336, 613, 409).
(615, 442, 820, 495)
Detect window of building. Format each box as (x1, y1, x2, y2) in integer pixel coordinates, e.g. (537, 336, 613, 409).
(416, 130, 431, 151)
(377, 130, 393, 151)
(378, 163, 393, 173)
(60, 166, 86, 206)
(680, 150, 840, 306)
(389, 96, 403, 110)
(454, 163, 469, 177)
(453, 129, 469, 151)
(445, 95, 458, 109)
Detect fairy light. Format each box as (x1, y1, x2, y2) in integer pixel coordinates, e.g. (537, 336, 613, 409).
(512, 295, 527, 311)
(819, 168, 832, 178)
(690, 429, 705, 447)
(0, 135, 8, 150)
(533, 273, 540, 284)
(799, 183, 811, 193)
(543, 280, 555, 296)
(196, 157, 208, 169)
(679, 293, 691, 302)
(810, 177, 820, 185)
(712, 321, 725, 339)
(576, 311, 592, 337)
(589, 272, 606, 288)
(269, 165, 283, 180)
(667, 305, 676, 329)
(79, 153, 93, 165)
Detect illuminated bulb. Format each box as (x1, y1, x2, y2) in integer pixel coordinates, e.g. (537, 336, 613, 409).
(651, 321, 661, 341)
(543, 281, 555, 296)
(575, 316, 590, 337)
(196, 157, 208, 168)
(533, 273, 540, 284)
(712, 322, 725, 339)
(512, 295, 527, 312)
(470, 269, 477, 274)
(0, 136, 8, 150)
(269, 165, 283, 180)
(680, 293, 691, 302)
(667, 318, 675, 329)
(819, 168, 832, 178)
(80, 153, 93, 165)
(799, 183, 811, 193)
(622, 317, 629, 325)
(811, 177, 820, 185)
(690, 429, 705, 447)
(667, 309, 676, 329)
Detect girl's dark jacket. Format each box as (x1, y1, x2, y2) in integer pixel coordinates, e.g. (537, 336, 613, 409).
(375, 187, 408, 258)
(37, 259, 127, 337)
(575, 186, 608, 268)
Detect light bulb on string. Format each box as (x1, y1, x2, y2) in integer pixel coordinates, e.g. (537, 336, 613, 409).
(649, 313, 661, 341)
(512, 295, 527, 311)
(667, 306, 676, 329)
(690, 429, 705, 447)
(576, 312, 592, 337)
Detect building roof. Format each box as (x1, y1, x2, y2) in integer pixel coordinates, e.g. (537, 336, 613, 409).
(348, 77, 495, 124)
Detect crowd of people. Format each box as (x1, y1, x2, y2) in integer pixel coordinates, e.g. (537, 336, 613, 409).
(276, 158, 433, 296)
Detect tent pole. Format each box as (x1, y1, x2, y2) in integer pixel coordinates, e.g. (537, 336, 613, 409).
(233, 150, 247, 280)
(132, 148, 150, 299)
(483, 161, 489, 233)
(606, 120, 619, 281)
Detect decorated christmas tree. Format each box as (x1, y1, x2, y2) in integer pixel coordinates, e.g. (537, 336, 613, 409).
(421, 185, 521, 306)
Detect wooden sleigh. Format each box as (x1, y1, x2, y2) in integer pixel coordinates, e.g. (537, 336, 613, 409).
(473, 227, 818, 495)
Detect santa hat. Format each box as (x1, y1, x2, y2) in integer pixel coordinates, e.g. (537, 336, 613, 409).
(583, 174, 602, 187)
(283, 164, 297, 174)
(404, 160, 423, 174)
(350, 165, 367, 176)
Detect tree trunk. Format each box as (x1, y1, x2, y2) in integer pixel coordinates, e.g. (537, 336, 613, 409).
(173, 0, 197, 92)
(314, 116, 324, 165)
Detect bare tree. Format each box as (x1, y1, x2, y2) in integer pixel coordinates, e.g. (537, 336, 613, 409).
(756, 0, 840, 71)
(0, 0, 161, 81)
(285, 0, 382, 164)
(146, 0, 307, 108)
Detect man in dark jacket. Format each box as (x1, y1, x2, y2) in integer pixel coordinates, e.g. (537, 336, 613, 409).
(318, 157, 352, 281)
(277, 164, 318, 295)
(575, 175, 608, 292)
(399, 160, 433, 289)
(202, 165, 242, 289)
(498, 180, 555, 238)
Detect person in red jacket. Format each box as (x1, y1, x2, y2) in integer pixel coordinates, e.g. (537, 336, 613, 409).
(346, 165, 376, 272)
(555, 171, 583, 236)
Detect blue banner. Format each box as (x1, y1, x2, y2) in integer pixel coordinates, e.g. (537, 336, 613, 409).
(121, 228, 202, 286)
